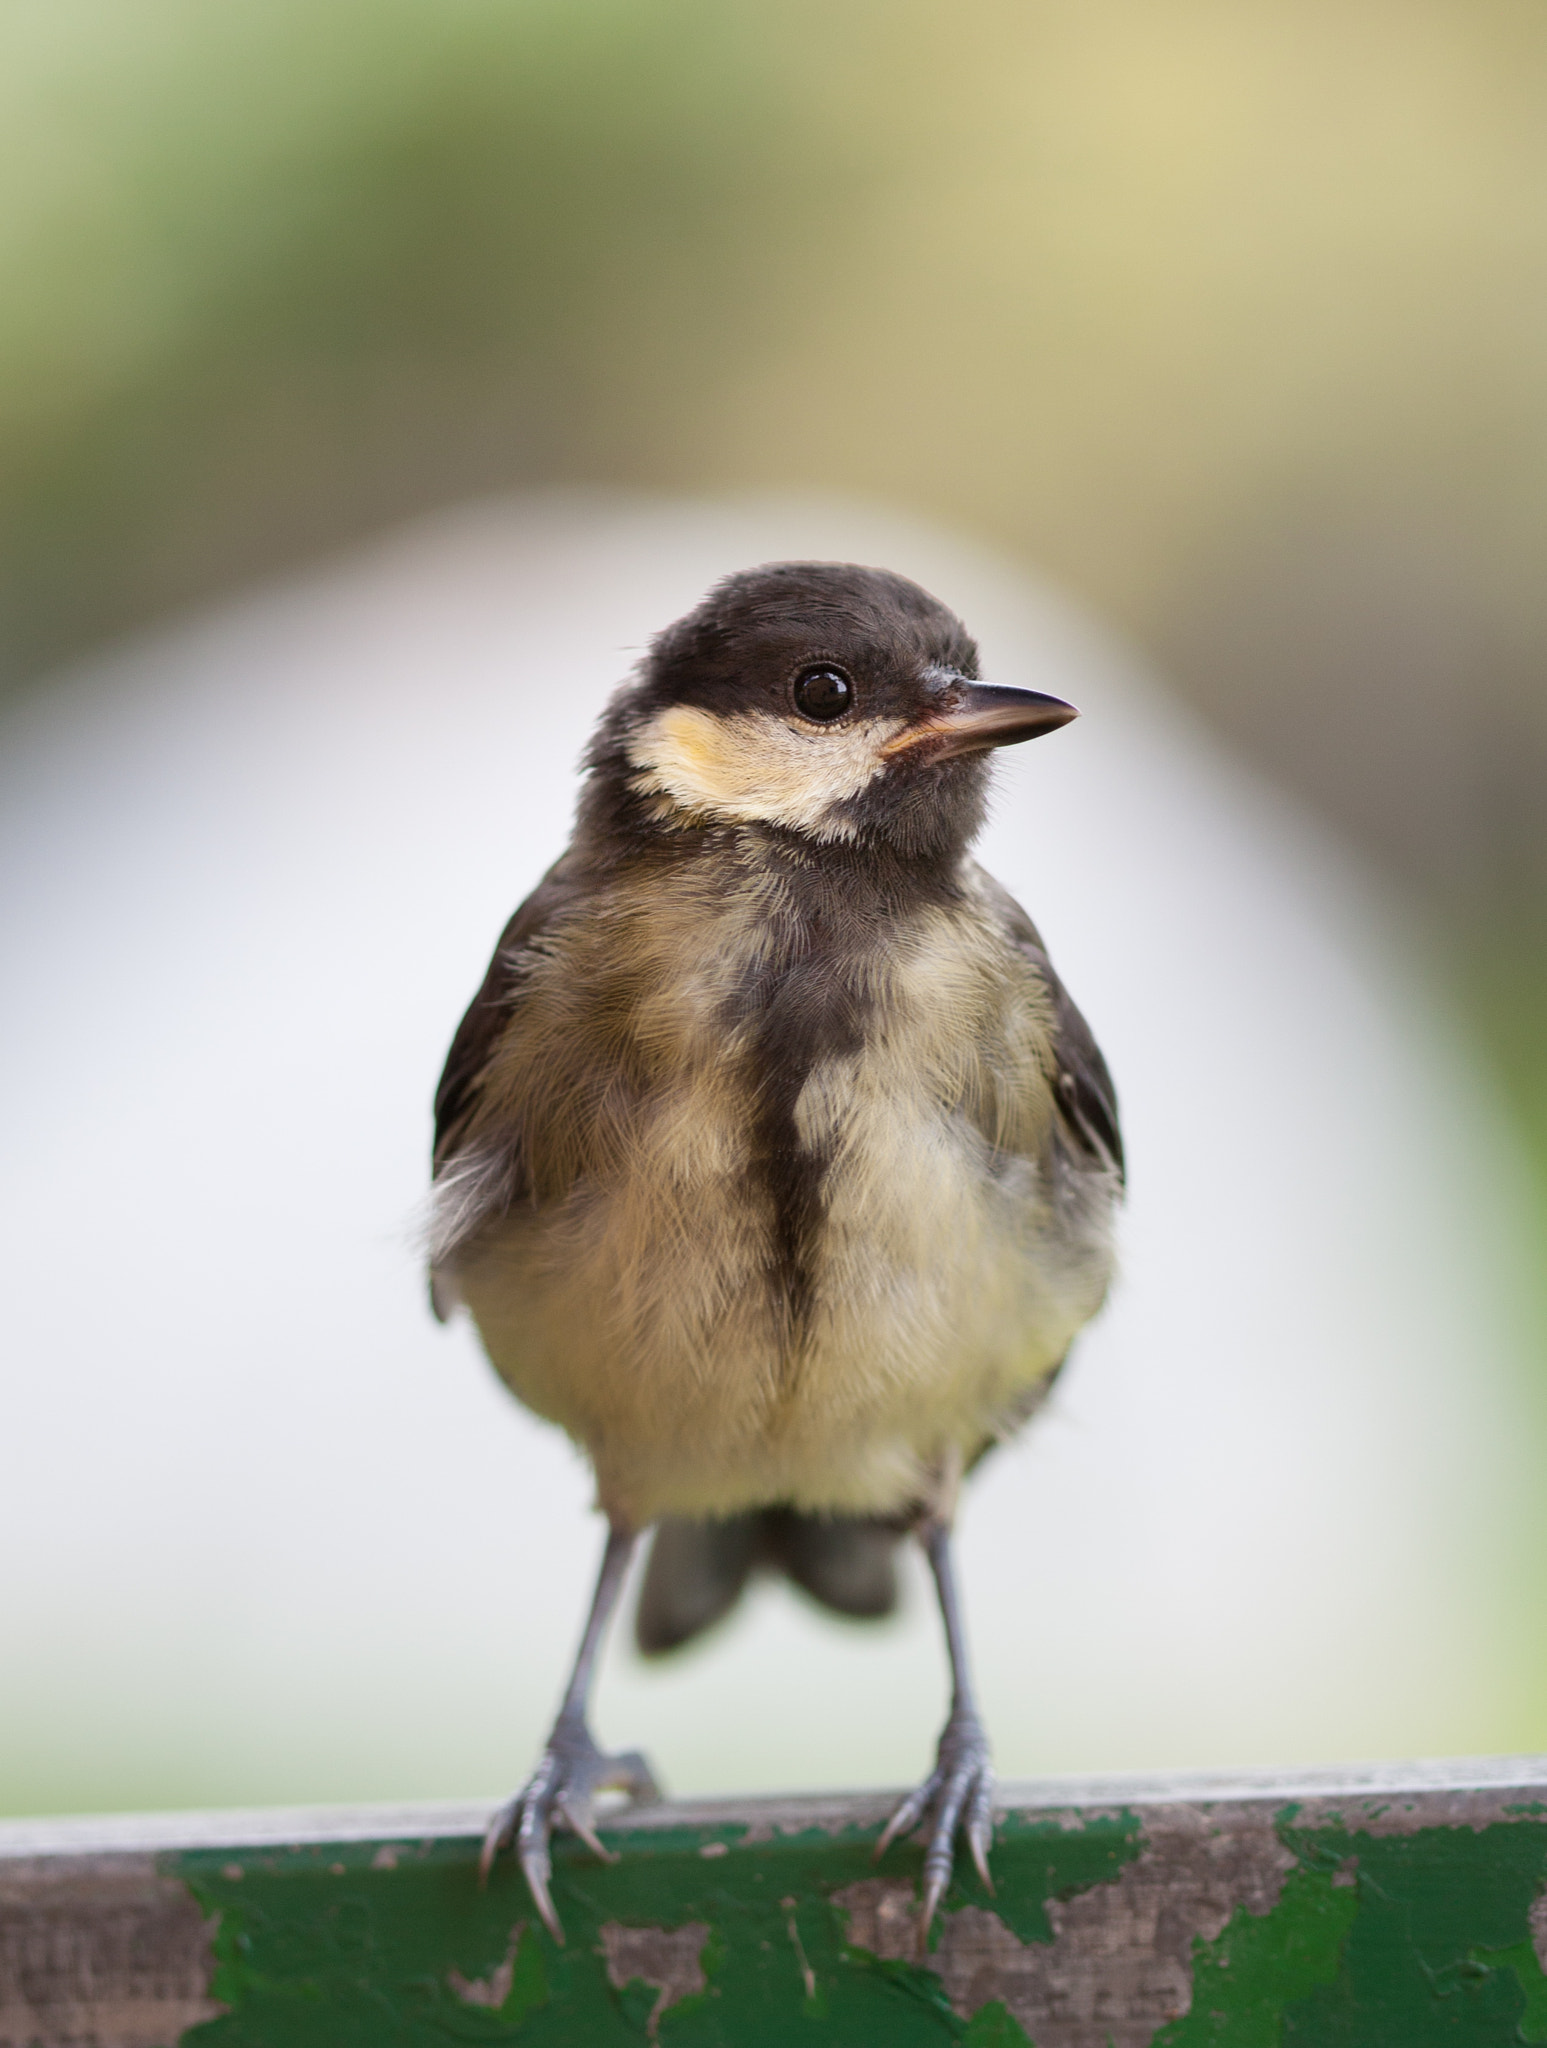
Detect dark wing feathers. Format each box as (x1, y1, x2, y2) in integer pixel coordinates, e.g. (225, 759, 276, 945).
(978, 870, 1124, 1184)
(1039, 962, 1125, 1182)
(960, 873, 1122, 1482)
(432, 858, 581, 1170)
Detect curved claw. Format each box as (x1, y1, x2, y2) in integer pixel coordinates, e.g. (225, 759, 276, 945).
(919, 1869, 949, 1944)
(975, 1769, 999, 1892)
(557, 1796, 618, 1866)
(874, 1775, 938, 1864)
(966, 1774, 996, 1895)
(479, 1728, 661, 1944)
(477, 1794, 521, 1888)
(518, 1810, 561, 1942)
(875, 1707, 995, 1945)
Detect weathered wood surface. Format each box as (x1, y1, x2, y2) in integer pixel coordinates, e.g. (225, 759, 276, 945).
(5, 1758, 1547, 2045)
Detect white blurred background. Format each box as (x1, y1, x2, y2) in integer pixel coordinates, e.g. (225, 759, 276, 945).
(2, 493, 1541, 1818)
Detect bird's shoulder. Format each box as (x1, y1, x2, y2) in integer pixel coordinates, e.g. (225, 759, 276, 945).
(964, 862, 1124, 1184)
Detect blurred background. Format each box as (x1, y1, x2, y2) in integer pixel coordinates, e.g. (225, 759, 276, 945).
(5, 0, 1547, 1151)
(3, 0, 1547, 1817)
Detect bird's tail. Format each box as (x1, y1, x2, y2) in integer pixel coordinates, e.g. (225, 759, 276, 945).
(634, 1509, 903, 1656)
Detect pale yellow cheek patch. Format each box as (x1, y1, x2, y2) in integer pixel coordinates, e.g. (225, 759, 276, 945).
(625, 705, 903, 839)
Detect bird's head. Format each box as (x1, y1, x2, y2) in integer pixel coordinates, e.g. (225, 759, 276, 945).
(589, 562, 1076, 861)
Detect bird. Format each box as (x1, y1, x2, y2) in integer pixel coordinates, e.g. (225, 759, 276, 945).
(429, 560, 1123, 1944)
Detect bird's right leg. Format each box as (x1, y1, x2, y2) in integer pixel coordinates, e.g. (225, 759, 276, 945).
(479, 1520, 658, 1941)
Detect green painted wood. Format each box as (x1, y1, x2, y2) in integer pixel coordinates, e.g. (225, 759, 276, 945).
(6, 1762, 1547, 2044)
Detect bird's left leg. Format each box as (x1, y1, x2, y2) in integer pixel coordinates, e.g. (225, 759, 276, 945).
(875, 1512, 994, 1938)
(479, 1520, 658, 1941)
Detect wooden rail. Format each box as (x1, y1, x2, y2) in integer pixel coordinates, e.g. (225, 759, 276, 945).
(5, 1757, 1547, 2044)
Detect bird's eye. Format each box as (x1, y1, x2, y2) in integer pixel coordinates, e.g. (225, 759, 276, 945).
(793, 666, 853, 722)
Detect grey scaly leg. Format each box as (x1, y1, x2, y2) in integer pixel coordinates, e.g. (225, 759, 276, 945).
(479, 1521, 658, 1941)
(875, 1517, 995, 1941)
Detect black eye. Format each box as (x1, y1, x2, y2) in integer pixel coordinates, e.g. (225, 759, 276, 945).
(793, 666, 853, 722)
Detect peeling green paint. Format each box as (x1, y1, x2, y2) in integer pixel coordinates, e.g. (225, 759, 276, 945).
(939, 1807, 1147, 1949)
(1276, 1817, 1547, 2046)
(170, 1809, 1141, 2045)
(958, 2001, 1033, 2046)
(1469, 1942, 1547, 2043)
(160, 1799, 1547, 2045)
(1152, 1867, 1359, 2046)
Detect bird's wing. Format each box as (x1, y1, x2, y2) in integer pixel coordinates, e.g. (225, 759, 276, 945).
(958, 867, 1123, 1473)
(433, 859, 576, 1164)
(974, 865, 1125, 1185)
(428, 855, 583, 1306)
(1023, 932, 1125, 1184)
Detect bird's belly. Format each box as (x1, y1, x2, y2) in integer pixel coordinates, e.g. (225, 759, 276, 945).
(775, 1059, 1108, 1515)
(457, 1067, 1111, 1526)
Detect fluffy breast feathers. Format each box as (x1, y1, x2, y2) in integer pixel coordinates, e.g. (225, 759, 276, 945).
(431, 843, 1120, 1525)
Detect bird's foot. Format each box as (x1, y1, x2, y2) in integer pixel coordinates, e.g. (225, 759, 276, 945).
(875, 1703, 994, 1942)
(478, 1715, 659, 1942)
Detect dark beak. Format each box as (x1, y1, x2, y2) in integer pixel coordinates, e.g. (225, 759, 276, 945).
(882, 682, 1079, 762)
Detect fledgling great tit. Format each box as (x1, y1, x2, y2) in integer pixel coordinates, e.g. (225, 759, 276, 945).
(430, 562, 1123, 1943)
